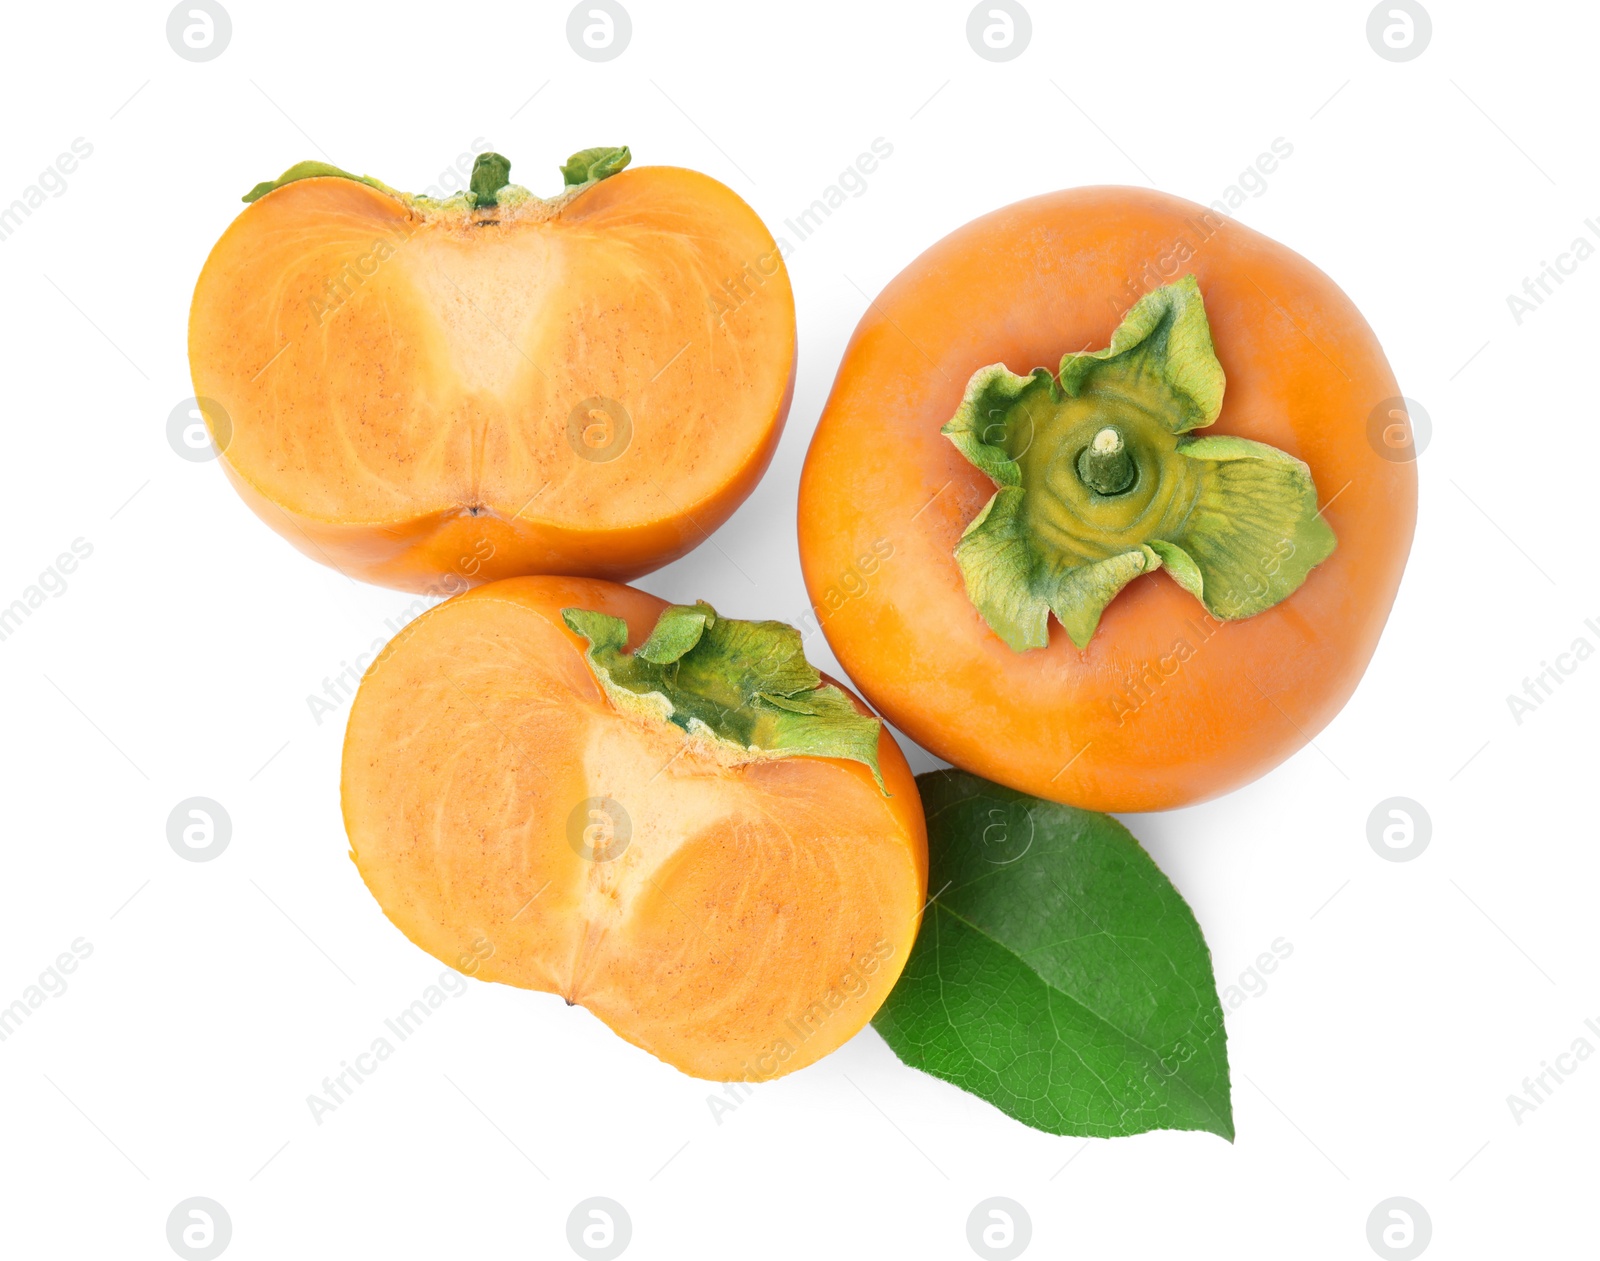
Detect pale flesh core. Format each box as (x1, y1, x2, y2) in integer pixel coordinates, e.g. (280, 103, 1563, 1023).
(341, 582, 926, 1081)
(188, 167, 795, 587)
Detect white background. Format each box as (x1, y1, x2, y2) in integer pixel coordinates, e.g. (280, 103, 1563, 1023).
(0, 1, 1594, 1257)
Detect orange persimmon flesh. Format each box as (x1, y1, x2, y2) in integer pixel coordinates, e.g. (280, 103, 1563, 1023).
(190, 163, 794, 592)
(341, 576, 927, 1081)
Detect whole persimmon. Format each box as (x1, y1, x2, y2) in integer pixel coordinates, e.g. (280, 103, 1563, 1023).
(341, 576, 926, 1081)
(798, 187, 1415, 813)
(189, 149, 794, 593)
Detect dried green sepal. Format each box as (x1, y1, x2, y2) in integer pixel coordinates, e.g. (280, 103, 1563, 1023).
(562, 601, 886, 792)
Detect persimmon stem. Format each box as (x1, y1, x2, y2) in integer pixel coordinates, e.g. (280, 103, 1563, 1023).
(1076, 426, 1136, 495)
(470, 152, 513, 208)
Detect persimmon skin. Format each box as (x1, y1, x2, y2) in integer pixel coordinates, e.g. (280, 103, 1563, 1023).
(341, 576, 927, 1080)
(798, 187, 1416, 813)
(190, 166, 795, 592)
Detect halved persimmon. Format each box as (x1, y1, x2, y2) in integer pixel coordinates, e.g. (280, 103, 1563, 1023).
(340, 575, 926, 1080)
(798, 187, 1416, 813)
(189, 149, 795, 593)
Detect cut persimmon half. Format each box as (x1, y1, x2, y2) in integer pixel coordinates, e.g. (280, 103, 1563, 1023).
(189, 148, 795, 592)
(340, 576, 927, 1081)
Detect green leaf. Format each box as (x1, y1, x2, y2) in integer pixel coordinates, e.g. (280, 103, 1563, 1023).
(873, 770, 1233, 1139)
(562, 601, 886, 792)
(560, 145, 632, 187)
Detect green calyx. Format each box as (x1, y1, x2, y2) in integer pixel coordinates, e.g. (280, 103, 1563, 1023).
(559, 146, 632, 187)
(241, 146, 631, 207)
(562, 601, 887, 793)
(241, 161, 394, 204)
(942, 274, 1337, 652)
